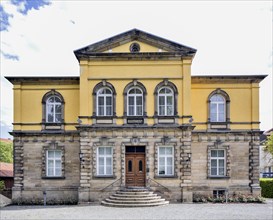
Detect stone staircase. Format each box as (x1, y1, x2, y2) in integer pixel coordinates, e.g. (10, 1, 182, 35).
(101, 188, 169, 207)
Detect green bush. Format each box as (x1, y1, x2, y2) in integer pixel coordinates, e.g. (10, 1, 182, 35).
(260, 178, 273, 198)
(193, 193, 265, 203)
(0, 180, 5, 191)
(0, 141, 13, 163)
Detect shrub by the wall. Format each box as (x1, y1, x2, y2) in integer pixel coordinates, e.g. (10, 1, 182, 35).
(193, 193, 265, 203)
(260, 178, 273, 198)
(0, 180, 5, 191)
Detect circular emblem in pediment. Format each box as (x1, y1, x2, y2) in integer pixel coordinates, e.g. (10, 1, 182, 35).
(130, 43, 140, 53)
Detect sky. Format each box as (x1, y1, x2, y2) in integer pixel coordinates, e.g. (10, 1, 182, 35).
(0, 0, 272, 139)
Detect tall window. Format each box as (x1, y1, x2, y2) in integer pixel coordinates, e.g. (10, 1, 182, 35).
(46, 95, 62, 123)
(210, 149, 225, 176)
(158, 146, 174, 176)
(97, 88, 113, 116)
(93, 81, 116, 118)
(154, 80, 178, 117)
(158, 87, 174, 116)
(97, 147, 113, 176)
(46, 150, 62, 177)
(127, 87, 143, 116)
(210, 94, 225, 122)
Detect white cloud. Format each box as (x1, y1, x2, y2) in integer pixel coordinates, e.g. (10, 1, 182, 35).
(1, 1, 272, 135)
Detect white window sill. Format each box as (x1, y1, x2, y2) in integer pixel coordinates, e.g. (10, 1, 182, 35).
(42, 176, 65, 179)
(208, 176, 230, 179)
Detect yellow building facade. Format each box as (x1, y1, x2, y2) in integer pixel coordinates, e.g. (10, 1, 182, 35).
(7, 29, 266, 205)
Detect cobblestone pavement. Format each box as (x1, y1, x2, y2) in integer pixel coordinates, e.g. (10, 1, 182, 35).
(1, 199, 272, 220)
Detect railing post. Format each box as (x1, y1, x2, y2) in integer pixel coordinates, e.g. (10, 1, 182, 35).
(225, 189, 228, 203)
(43, 190, 47, 206)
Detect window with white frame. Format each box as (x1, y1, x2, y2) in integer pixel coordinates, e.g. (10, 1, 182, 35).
(210, 94, 225, 122)
(46, 95, 62, 123)
(97, 88, 113, 116)
(127, 87, 143, 116)
(158, 87, 174, 116)
(97, 147, 113, 175)
(46, 150, 62, 177)
(210, 149, 225, 176)
(158, 146, 174, 176)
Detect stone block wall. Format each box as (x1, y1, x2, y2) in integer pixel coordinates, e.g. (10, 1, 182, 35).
(191, 131, 261, 197)
(78, 126, 194, 203)
(12, 133, 80, 205)
(12, 129, 260, 205)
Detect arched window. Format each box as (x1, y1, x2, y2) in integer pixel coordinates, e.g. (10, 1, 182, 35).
(97, 88, 113, 116)
(210, 94, 225, 122)
(93, 81, 116, 117)
(123, 80, 147, 117)
(127, 87, 143, 116)
(158, 87, 174, 116)
(42, 90, 64, 125)
(46, 96, 62, 123)
(154, 80, 178, 117)
(208, 89, 230, 124)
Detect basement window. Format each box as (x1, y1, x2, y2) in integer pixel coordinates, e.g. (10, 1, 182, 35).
(213, 190, 226, 198)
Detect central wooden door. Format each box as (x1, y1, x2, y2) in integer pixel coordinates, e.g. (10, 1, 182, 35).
(125, 147, 146, 187)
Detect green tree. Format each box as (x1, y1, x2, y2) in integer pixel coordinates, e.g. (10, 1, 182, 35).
(264, 133, 273, 156)
(0, 141, 13, 163)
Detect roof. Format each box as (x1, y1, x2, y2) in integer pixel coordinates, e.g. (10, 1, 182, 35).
(5, 76, 79, 84)
(264, 128, 273, 136)
(0, 162, 13, 177)
(0, 138, 12, 143)
(5, 75, 267, 85)
(74, 28, 197, 61)
(192, 75, 267, 83)
(260, 128, 273, 142)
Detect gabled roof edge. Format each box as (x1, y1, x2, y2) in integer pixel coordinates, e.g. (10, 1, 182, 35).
(5, 76, 80, 84)
(191, 74, 267, 83)
(74, 28, 197, 60)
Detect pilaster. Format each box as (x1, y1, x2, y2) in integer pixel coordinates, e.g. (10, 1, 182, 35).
(12, 137, 24, 203)
(249, 133, 261, 195)
(180, 129, 193, 203)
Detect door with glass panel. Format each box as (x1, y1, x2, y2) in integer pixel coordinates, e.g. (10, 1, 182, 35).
(125, 146, 146, 187)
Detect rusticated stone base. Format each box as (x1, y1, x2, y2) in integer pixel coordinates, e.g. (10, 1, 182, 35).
(191, 131, 261, 197)
(11, 128, 261, 205)
(181, 191, 193, 203)
(78, 125, 194, 204)
(251, 184, 262, 196)
(12, 187, 78, 205)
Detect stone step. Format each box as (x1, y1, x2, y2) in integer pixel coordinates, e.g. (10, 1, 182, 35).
(112, 193, 157, 198)
(101, 200, 169, 208)
(121, 188, 149, 192)
(105, 198, 166, 204)
(110, 195, 161, 200)
(101, 188, 169, 208)
(116, 191, 154, 195)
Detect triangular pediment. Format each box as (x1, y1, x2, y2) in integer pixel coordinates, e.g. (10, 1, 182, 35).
(101, 40, 168, 53)
(74, 29, 196, 60)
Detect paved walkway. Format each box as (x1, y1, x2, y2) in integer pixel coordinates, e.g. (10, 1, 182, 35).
(0, 195, 12, 208)
(1, 200, 272, 220)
